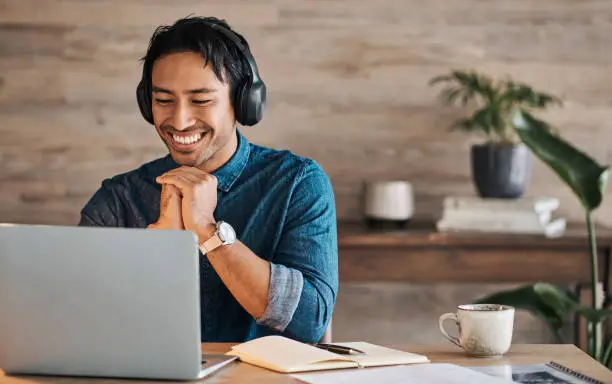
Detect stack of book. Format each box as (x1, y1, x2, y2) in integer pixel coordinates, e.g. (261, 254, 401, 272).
(436, 196, 566, 238)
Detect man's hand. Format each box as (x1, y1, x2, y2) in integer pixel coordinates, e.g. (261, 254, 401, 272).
(156, 166, 218, 241)
(148, 183, 184, 230)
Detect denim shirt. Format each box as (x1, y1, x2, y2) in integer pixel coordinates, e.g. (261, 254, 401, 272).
(78, 130, 338, 343)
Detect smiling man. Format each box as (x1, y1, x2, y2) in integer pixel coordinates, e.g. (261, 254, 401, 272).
(78, 16, 338, 343)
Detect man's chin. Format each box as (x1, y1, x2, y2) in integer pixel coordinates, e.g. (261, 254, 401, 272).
(169, 151, 205, 168)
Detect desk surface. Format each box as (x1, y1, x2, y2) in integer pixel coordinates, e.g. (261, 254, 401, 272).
(2, 343, 611, 383)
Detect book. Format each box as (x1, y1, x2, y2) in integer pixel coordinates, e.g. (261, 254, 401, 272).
(225, 336, 430, 373)
(441, 209, 553, 226)
(443, 196, 560, 214)
(291, 363, 509, 384)
(437, 215, 567, 237)
(470, 361, 606, 384)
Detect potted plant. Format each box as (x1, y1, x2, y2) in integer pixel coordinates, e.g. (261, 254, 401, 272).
(429, 70, 563, 199)
(476, 109, 611, 365)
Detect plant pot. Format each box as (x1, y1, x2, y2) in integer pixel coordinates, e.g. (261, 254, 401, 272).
(471, 143, 532, 199)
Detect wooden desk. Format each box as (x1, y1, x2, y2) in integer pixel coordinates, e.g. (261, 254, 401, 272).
(1, 343, 611, 383)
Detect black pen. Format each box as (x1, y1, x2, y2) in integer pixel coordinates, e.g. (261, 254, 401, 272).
(311, 343, 365, 355)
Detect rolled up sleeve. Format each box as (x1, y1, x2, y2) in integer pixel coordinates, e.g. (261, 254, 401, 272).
(256, 263, 304, 331)
(256, 159, 338, 343)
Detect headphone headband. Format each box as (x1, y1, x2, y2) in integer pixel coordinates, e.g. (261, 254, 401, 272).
(136, 19, 266, 126)
(203, 22, 263, 88)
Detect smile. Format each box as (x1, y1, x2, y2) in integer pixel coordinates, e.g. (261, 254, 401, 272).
(167, 131, 209, 152)
(172, 132, 204, 145)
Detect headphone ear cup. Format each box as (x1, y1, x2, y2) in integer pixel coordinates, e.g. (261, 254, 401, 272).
(248, 80, 266, 125)
(233, 82, 247, 126)
(136, 80, 154, 125)
(235, 80, 266, 126)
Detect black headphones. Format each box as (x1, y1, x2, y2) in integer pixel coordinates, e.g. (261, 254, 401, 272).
(136, 20, 266, 126)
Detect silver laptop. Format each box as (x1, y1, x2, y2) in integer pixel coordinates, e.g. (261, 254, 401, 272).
(0, 224, 236, 380)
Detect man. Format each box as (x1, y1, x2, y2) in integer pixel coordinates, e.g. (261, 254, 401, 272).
(78, 16, 338, 344)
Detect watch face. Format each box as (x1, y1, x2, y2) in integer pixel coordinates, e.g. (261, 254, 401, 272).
(217, 221, 236, 244)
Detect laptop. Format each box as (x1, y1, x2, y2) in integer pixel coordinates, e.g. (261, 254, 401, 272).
(0, 224, 237, 380)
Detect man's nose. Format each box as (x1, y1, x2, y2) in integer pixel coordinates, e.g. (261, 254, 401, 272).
(171, 102, 196, 131)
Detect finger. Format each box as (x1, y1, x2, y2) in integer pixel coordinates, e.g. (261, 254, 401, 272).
(164, 184, 182, 214)
(161, 183, 181, 198)
(159, 170, 214, 186)
(160, 166, 214, 182)
(157, 170, 198, 184)
(182, 172, 203, 184)
(178, 166, 208, 178)
(157, 174, 196, 197)
(160, 183, 180, 212)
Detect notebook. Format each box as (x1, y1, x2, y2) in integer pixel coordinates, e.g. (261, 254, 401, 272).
(225, 336, 430, 373)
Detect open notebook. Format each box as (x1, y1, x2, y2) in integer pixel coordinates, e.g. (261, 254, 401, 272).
(225, 336, 430, 373)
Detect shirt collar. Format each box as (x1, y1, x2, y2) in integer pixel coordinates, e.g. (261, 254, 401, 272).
(158, 129, 250, 193)
(213, 129, 250, 192)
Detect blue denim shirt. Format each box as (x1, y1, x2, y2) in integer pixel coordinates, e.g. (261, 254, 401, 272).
(78, 130, 338, 343)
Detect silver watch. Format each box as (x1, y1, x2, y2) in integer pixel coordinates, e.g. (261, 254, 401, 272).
(199, 221, 236, 254)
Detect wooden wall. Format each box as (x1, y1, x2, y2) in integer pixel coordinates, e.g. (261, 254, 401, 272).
(1, 0, 610, 344)
(2, 0, 611, 226)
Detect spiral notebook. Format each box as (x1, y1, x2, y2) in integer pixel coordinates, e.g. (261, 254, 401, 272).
(470, 361, 606, 384)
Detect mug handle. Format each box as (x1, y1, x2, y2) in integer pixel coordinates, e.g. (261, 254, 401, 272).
(438, 312, 461, 347)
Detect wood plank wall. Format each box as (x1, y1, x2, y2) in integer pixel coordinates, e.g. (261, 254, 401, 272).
(2, 0, 611, 227)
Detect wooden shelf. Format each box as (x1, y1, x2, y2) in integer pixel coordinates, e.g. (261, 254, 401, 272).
(336, 221, 612, 284)
(338, 221, 612, 249)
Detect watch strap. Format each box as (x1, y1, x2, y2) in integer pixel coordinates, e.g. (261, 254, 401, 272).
(200, 234, 222, 254)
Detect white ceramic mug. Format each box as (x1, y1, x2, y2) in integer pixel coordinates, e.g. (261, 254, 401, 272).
(439, 304, 515, 357)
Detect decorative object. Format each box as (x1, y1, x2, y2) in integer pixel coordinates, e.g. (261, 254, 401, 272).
(428, 70, 563, 198)
(437, 195, 566, 238)
(475, 109, 611, 367)
(363, 180, 414, 229)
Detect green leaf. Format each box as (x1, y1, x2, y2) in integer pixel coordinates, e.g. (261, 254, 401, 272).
(502, 83, 563, 109)
(428, 75, 452, 86)
(488, 102, 506, 138)
(452, 70, 473, 85)
(474, 283, 579, 332)
(576, 307, 612, 323)
(449, 118, 479, 133)
(511, 109, 610, 211)
(533, 92, 563, 108)
(471, 106, 493, 137)
(602, 340, 612, 367)
(440, 87, 464, 105)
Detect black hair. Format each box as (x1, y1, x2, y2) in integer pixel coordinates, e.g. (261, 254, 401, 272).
(140, 16, 251, 101)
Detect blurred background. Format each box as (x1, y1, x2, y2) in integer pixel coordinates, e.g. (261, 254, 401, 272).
(1, 0, 611, 345)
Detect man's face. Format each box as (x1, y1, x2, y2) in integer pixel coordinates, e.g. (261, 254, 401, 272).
(151, 51, 236, 168)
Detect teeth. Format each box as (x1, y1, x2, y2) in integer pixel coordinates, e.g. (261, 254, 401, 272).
(172, 133, 203, 145)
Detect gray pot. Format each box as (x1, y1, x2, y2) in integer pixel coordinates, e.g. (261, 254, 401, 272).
(471, 143, 532, 199)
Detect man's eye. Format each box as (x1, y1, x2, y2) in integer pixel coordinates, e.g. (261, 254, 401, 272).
(192, 100, 211, 105)
(155, 99, 173, 104)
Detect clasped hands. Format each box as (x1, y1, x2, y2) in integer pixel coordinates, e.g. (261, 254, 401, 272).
(148, 166, 218, 242)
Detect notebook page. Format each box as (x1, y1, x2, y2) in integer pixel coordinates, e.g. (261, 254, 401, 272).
(291, 363, 510, 384)
(336, 342, 429, 366)
(226, 336, 354, 372)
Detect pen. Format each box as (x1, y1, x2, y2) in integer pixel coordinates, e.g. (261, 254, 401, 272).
(311, 343, 365, 355)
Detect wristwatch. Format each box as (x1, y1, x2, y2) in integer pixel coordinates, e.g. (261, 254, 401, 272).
(199, 221, 237, 254)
